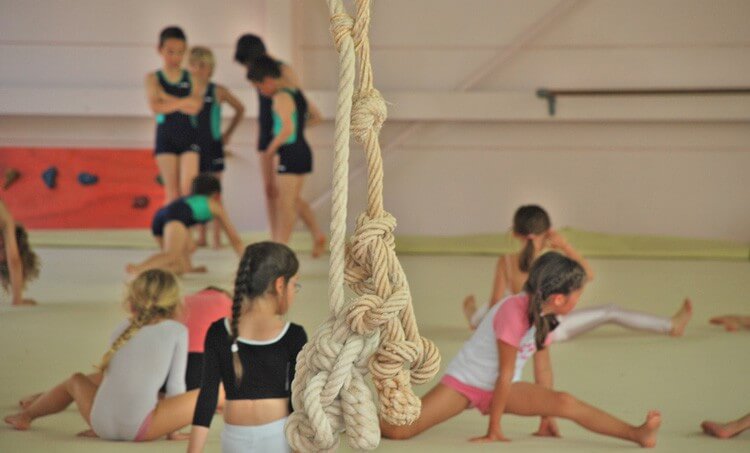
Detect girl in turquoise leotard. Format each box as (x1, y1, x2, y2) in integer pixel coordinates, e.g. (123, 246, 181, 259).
(126, 175, 244, 276)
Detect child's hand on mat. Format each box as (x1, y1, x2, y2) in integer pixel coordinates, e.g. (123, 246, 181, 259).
(470, 426, 509, 443)
(534, 416, 561, 437)
(167, 430, 191, 440)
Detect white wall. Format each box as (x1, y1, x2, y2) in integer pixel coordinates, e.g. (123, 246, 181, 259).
(1, 0, 749, 241)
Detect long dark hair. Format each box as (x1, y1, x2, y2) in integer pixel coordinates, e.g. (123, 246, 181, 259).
(0, 224, 40, 291)
(229, 242, 299, 386)
(524, 252, 586, 349)
(513, 205, 551, 273)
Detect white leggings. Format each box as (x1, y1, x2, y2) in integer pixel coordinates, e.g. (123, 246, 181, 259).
(471, 303, 672, 342)
(221, 417, 291, 453)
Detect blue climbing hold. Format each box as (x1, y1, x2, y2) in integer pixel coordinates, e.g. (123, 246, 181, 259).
(78, 172, 99, 186)
(42, 166, 58, 189)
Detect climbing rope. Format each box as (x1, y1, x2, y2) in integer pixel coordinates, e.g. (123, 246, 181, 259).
(285, 0, 440, 451)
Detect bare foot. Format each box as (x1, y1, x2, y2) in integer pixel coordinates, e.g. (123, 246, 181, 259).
(670, 298, 693, 337)
(195, 238, 207, 248)
(634, 410, 661, 448)
(211, 242, 224, 250)
(12, 298, 37, 307)
(312, 236, 327, 259)
(77, 429, 99, 438)
(710, 316, 741, 332)
(462, 295, 477, 330)
(18, 393, 41, 409)
(4, 412, 32, 430)
(188, 265, 208, 274)
(701, 420, 736, 439)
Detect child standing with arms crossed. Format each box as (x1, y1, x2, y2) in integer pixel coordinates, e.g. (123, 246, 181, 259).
(145, 26, 203, 204)
(381, 252, 662, 447)
(188, 46, 245, 248)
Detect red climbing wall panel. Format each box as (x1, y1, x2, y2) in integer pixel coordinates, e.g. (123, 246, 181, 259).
(0, 148, 164, 228)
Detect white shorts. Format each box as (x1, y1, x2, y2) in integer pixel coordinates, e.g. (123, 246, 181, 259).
(221, 417, 291, 453)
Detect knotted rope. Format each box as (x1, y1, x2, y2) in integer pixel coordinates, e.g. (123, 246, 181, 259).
(285, 1, 440, 451)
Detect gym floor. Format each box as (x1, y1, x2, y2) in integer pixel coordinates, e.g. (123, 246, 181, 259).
(1, 243, 748, 452)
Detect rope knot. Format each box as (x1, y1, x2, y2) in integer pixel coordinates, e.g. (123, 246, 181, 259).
(330, 13, 354, 52)
(351, 89, 387, 144)
(373, 370, 421, 425)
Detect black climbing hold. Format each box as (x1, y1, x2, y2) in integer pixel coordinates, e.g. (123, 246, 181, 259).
(155, 174, 164, 186)
(3, 168, 21, 190)
(132, 196, 149, 209)
(42, 166, 58, 189)
(78, 172, 99, 186)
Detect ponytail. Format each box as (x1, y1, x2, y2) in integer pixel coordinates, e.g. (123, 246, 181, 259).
(518, 238, 535, 273)
(524, 252, 585, 349)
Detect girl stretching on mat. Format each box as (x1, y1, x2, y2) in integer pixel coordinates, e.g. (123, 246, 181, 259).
(188, 46, 245, 249)
(187, 242, 307, 453)
(382, 252, 662, 447)
(234, 35, 326, 256)
(462, 205, 693, 341)
(5, 270, 200, 441)
(0, 200, 39, 306)
(17, 286, 232, 411)
(145, 26, 203, 204)
(126, 174, 244, 276)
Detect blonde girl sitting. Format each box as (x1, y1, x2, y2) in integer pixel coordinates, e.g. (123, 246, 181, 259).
(5, 270, 199, 441)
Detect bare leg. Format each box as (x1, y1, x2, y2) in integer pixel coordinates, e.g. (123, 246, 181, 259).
(381, 383, 469, 440)
(5, 373, 99, 430)
(275, 174, 304, 244)
(155, 154, 180, 204)
(126, 222, 188, 275)
(20, 372, 102, 410)
(702, 413, 750, 438)
(139, 389, 200, 441)
(296, 197, 326, 257)
(258, 153, 279, 239)
(211, 172, 224, 248)
(178, 151, 200, 197)
(505, 382, 660, 447)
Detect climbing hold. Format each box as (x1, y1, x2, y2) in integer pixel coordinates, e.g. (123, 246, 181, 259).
(132, 196, 149, 209)
(155, 174, 164, 186)
(42, 167, 58, 189)
(77, 172, 99, 186)
(3, 168, 21, 190)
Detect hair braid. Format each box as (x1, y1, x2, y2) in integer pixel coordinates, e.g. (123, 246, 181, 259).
(230, 249, 254, 387)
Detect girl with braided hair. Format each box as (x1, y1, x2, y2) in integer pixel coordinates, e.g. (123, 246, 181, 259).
(382, 252, 662, 447)
(462, 204, 693, 339)
(0, 199, 40, 306)
(5, 270, 200, 441)
(188, 241, 307, 453)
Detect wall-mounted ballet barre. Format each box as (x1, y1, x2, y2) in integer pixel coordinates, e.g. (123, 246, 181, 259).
(536, 87, 750, 116)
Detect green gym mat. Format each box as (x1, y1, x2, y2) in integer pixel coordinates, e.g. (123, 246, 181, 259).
(28, 228, 749, 260)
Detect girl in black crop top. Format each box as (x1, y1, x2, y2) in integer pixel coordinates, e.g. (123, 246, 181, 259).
(188, 242, 307, 453)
